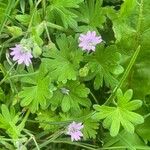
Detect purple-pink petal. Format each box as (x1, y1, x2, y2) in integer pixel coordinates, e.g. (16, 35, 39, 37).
(79, 31, 102, 52)
(9, 44, 33, 66)
(67, 121, 84, 141)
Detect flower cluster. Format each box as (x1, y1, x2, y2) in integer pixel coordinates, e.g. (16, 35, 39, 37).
(66, 121, 84, 141)
(9, 31, 101, 67)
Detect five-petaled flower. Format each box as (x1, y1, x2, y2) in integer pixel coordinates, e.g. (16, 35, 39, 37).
(66, 121, 84, 141)
(10, 44, 33, 66)
(79, 31, 102, 52)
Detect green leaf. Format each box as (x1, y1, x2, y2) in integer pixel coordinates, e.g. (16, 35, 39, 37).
(47, 0, 83, 29)
(49, 81, 91, 112)
(85, 44, 123, 90)
(42, 34, 83, 83)
(52, 0, 83, 8)
(19, 65, 54, 113)
(104, 130, 148, 150)
(61, 95, 71, 112)
(36, 109, 59, 131)
(81, 109, 99, 140)
(7, 26, 23, 37)
(0, 105, 24, 139)
(137, 116, 150, 142)
(15, 14, 31, 26)
(93, 89, 144, 136)
(77, 0, 106, 29)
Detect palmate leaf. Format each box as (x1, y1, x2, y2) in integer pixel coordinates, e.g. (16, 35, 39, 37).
(85, 44, 123, 90)
(81, 109, 99, 139)
(93, 89, 144, 137)
(42, 34, 83, 83)
(47, 0, 84, 29)
(77, 0, 106, 29)
(19, 65, 54, 113)
(49, 81, 91, 112)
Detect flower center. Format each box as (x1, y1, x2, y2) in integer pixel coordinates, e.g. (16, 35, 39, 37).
(61, 88, 70, 95)
(87, 39, 95, 46)
(70, 127, 78, 133)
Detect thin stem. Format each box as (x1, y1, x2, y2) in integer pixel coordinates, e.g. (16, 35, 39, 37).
(8, 71, 38, 79)
(33, 130, 64, 150)
(51, 140, 96, 150)
(104, 0, 144, 105)
(25, 0, 42, 38)
(144, 113, 150, 119)
(90, 91, 99, 104)
(0, 62, 17, 86)
(44, 21, 51, 43)
(23, 129, 40, 150)
(0, 0, 16, 34)
(46, 21, 65, 31)
(20, 109, 30, 127)
(104, 45, 141, 105)
(42, 0, 46, 19)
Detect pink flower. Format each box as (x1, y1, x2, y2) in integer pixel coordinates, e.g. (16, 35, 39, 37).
(79, 31, 102, 52)
(10, 44, 33, 66)
(66, 121, 84, 141)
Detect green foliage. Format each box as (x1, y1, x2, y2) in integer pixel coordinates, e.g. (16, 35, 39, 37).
(93, 89, 144, 136)
(0, 0, 16, 33)
(0, 0, 149, 149)
(103, 130, 148, 150)
(85, 44, 123, 90)
(6, 26, 23, 37)
(36, 109, 59, 131)
(60, 109, 99, 139)
(137, 116, 150, 142)
(0, 104, 24, 139)
(47, 0, 84, 29)
(107, 0, 150, 100)
(0, 88, 5, 101)
(19, 65, 54, 113)
(81, 110, 99, 139)
(77, 0, 106, 29)
(42, 34, 83, 83)
(49, 81, 91, 112)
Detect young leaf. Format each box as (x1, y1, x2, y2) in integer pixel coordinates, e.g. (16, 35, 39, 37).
(93, 89, 144, 137)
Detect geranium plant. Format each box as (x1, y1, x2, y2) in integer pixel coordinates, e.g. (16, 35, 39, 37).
(0, 0, 149, 149)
